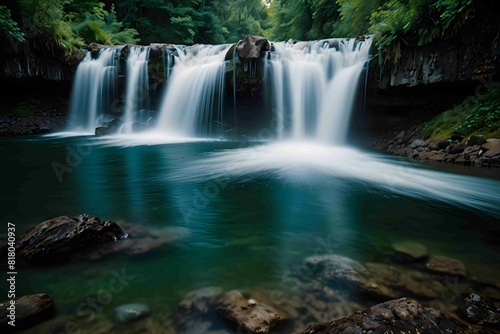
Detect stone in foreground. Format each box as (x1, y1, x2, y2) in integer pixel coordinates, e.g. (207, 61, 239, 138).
(301, 297, 470, 334)
(114, 303, 151, 323)
(216, 290, 290, 333)
(14, 213, 127, 264)
(425, 255, 467, 277)
(458, 293, 499, 329)
(0, 294, 54, 331)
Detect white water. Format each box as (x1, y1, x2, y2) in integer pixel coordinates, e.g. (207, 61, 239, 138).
(169, 142, 500, 217)
(155, 44, 231, 137)
(67, 48, 119, 132)
(123, 46, 150, 133)
(265, 38, 372, 144)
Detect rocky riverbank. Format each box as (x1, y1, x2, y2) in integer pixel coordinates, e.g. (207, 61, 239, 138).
(365, 125, 500, 168)
(0, 96, 68, 136)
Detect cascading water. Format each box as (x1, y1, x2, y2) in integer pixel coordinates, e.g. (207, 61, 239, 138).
(123, 46, 150, 133)
(67, 48, 119, 132)
(264, 37, 372, 144)
(155, 44, 230, 137)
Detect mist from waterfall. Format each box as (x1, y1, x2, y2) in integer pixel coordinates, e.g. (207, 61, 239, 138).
(123, 46, 150, 133)
(154, 44, 231, 138)
(67, 48, 119, 132)
(264, 38, 372, 144)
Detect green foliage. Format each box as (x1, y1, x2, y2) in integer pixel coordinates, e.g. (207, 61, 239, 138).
(422, 87, 500, 142)
(0, 5, 25, 41)
(72, 4, 139, 45)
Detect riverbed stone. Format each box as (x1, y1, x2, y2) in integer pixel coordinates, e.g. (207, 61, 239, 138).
(300, 297, 471, 334)
(426, 255, 467, 277)
(304, 254, 443, 301)
(392, 240, 428, 261)
(114, 303, 151, 323)
(12, 214, 127, 264)
(175, 287, 225, 334)
(215, 290, 290, 333)
(0, 294, 55, 331)
(457, 293, 500, 329)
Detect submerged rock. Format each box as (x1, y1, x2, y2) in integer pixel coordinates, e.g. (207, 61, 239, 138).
(304, 254, 443, 300)
(457, 293, 500, 329)
(426, 255, 467, 277)
(300, 297, 471, 334)
(392, 240, 428, 262)
(175, 287, 226, 334)
(215, 290, 290, 334)
(12, 214, 127, 264)
(0, 294, 55, 331)
(114, 303, 151, 323)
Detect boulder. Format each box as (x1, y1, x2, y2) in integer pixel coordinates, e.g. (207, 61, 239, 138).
(466, 135, 487, 146)
(410, 139, 428, 149)
(215, 290, 290, 334)
(114, 303, 151, 324)
(300, 297, 471, 334)
(457, 293, 499, 329)
(0, 294, 55, 331)
(448, 144, 466, 154)
(304, 255, 443, 301)
(236, 35, 270, 60)
(425, 256, 467, 277)
(13, 214, 127, 264)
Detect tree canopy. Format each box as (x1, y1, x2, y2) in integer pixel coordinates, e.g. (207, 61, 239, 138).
(0, 0, 495, 61)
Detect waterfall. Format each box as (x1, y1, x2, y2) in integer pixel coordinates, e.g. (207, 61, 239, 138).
(155, 44, 230, 137)
(123, 46, 150, 133)
(264, 37, 372, 144)
(67, 48, 119, 132)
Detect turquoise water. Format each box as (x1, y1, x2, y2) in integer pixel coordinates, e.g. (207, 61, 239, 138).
(1, 135, 499, 333)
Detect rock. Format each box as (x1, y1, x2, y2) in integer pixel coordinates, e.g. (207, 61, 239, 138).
(215, 290, 290, 333)
(448, 144, 466, 154)
(0, 294, 55, 331)
(481, 139, 500, 151)
(12, 214, 127, 264)
(304, 255, 443, 301)
(463, 145, 481, 156)
(175, 287, 225, 334)
(418, 150, 446, 162)
(466, 135, 487, 146)
(483, 148, 500, 158)
(392, 240, 428, 262)
(428, 140, 448, 151)
(95, 126, 109, 136)
(425, 256, 467, 277)
(457, 293, 499, 329)
(300, 297, 471, 334)
(114, 303, 151, 323)
(236, 35, 270, 60)
(84, 223, 189, 261)
(409, 139, 428, 149)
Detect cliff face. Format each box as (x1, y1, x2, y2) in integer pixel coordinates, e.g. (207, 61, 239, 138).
(378, 31, 500, 88)
(0, 36, 77, 82)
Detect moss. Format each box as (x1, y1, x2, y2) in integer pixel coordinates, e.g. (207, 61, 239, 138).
(422, 87, 500, 142)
